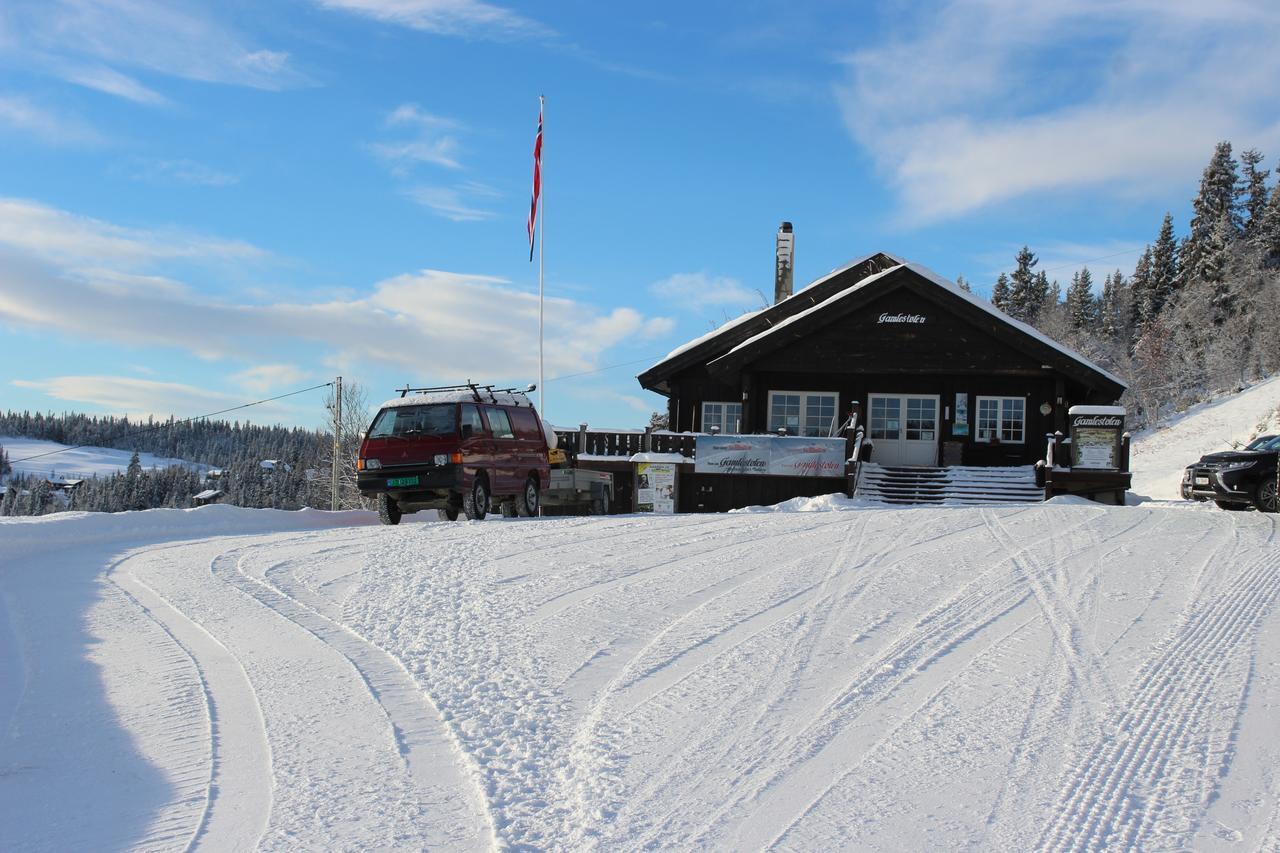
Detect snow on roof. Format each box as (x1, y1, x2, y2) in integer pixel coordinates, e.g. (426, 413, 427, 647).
(1068, 405, 1126, 416)
(644, 252, 890, 376)
(377, 389, 537, 410)
(193, 489, 222, 500)
(718, 257, 1126, 391)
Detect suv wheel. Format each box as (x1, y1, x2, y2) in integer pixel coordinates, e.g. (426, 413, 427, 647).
(516, 475, 540, 517)
(463, 476, 489, 521)
(378, 493, 402, 525)
(1255, 477, 1278, 513)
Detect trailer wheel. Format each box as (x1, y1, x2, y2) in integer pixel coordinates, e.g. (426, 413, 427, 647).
(378, 493, 402, 525)
(437, 506, 459, 521)
(591, 488, 611, 516)
(500, 499, 518, 518)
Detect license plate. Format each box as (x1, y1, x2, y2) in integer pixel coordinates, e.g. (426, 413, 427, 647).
(1195, 476, 1209, 485)
(387, 476, 420, 488)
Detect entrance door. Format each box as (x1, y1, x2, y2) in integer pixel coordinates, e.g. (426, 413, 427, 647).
(868, 394, 940, 466)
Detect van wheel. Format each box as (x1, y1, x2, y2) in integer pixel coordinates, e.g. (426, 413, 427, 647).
(378, 494, 402, 525)
(1255, 477, 1278, 513)
(517, 475, 540, 517)
(590, 488, 610, 516)
(463, 476, 488, 521)
(438, 506, 459, 521)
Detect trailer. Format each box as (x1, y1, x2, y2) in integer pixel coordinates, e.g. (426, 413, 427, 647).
(541, 467, 614, 515)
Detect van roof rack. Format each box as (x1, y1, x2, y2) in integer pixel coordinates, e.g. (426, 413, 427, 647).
(396, 381, 537, 406)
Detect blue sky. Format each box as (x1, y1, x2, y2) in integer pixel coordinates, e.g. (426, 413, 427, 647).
(2, 0, 1278, 430)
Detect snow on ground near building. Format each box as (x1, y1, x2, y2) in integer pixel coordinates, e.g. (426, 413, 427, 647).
(2, 500, 1279, 851)
(0, 436, 208, 481)
(1129, 375, 1280, 501)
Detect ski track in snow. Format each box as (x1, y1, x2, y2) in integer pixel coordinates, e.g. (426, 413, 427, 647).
(4, 504, 1280, 850)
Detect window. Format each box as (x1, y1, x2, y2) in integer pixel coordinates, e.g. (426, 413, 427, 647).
(701, 401, 742, 434)
(905, 398, 937, 441)
(368, 404, 456, 438)
(767, 391, 839, 437)
(460, 404, 485, 436)
(976, 397, 1025, 443)
(483, 407, 515, 439)
(870, 396, 900, 440)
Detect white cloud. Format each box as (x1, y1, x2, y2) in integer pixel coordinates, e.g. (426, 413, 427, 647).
(12, 375, 301, 422)
(0, 94, 99, 143)
(650, 272, 762, 311)
(121, 158, 240, 187)
(0, 244, 672, 384)
(0, 197, 266, 267)
(232, 364, 311, 393)
(63, 65, 167, 105)
(403, 185, 496, 221)
(316, 0, 550, 40)
(372, 103, 465, 172)
(835, 0, 1280, 223)
(5, 0, 302, 96)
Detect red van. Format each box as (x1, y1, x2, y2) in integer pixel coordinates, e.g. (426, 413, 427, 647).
(356, 384, 553, 525)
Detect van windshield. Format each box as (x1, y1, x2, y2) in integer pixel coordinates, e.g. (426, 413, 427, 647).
(368, 405, 456, 438)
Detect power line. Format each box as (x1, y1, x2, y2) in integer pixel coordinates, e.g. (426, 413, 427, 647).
(1040, 248, 1144, 275)
(8, 381, 334, 466)
(544, 355, 663, 383)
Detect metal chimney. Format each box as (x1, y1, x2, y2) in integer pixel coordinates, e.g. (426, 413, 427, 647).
(775, 221, 794, 304)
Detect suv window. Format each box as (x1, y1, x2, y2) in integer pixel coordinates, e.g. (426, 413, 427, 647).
(509, 407, 542, 440)
(460, 404, 485, 436)
(368, 404, 455, 438)
(485, 407, 515, 439)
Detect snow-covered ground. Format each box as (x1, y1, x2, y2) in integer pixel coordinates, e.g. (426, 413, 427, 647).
(0, 436, 207, 481)
(3, 497, 1278, 851)
(1129, 375, 1280, 501)
(3, 385, 1280, 851)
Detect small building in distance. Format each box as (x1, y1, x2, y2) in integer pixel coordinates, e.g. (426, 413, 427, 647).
(638, 231, 1126, 468)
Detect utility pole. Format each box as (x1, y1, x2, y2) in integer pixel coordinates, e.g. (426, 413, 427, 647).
(331, 375, 342, 511)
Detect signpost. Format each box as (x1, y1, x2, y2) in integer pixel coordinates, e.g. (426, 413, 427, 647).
(694, 435, 845, 477)
(1068, 405, 1125, 470)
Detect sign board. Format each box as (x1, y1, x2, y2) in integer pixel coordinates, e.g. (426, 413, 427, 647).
(694, 435, 845, 478)
(636, 461, 676, 514)
(952, 392, 969, 437)
(1068, 406, 1125, 470)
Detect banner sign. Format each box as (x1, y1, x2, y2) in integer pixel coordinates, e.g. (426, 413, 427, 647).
(636, 462, 676, 513)
(694, 435, 845, 478)
(953, 392, 969, 436)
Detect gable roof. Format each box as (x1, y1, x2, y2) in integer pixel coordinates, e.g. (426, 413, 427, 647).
(642, 254, 1127, 399)
(637, 252, 903, 393)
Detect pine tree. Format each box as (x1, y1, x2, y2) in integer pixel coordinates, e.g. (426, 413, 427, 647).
(1006, 246, 1040, 322)
(1240, 149, 1270, 237)
(1129, 246, 1154, 334)
(1066, 267, 1098, 329)
(1183, 141, 1243, 282)
(991, 273, 1012, 312)
(0, 444, 10, 479)
(1254, 180, 1280, 260)
(1149, 213, 1179, 316)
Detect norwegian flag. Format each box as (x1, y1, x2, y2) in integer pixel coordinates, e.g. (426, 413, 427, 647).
(527, 100, 543, 261)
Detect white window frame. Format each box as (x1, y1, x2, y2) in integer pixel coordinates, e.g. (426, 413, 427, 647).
(767, 390, 840, 437)
(701, 401, 742, 434)
(975, 396, 1026, 444)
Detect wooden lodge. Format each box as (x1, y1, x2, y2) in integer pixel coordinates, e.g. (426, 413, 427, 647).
(637, 242, 1127, 471)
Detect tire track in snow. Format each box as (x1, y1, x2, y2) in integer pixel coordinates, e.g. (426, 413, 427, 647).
(110, 550, 274, 852)
(1037, 520, 1280, 852)
(213, 544, 496, 850)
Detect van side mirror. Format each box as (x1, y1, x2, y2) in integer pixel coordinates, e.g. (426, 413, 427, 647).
(461, 424, 474, 439)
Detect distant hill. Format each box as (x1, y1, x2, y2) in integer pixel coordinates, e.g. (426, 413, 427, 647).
(2, 436, 209, 482)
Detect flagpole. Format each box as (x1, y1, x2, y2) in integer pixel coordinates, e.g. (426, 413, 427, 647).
(538, 94, 545, 419)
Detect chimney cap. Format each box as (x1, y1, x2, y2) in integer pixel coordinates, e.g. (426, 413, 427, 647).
(779, 221, 792, 232)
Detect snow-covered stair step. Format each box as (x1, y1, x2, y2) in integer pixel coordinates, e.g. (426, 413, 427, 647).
(856, 463, 1044, 505)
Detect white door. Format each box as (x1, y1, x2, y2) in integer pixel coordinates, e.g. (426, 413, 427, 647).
(868, 394, 940, 466)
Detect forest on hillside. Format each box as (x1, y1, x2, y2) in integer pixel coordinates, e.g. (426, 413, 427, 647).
(969, 140, 1280, 427)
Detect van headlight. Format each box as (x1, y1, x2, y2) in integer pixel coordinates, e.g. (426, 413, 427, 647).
(364, 458, 382, 470)
(434, 454, 449, 466)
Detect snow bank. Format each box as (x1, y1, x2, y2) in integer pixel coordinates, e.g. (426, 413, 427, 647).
(730, 492, 876, 513)
(1129, 374, 1280, 501)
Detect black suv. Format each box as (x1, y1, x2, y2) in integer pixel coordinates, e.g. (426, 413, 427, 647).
(1181, 434, 1279, 512)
